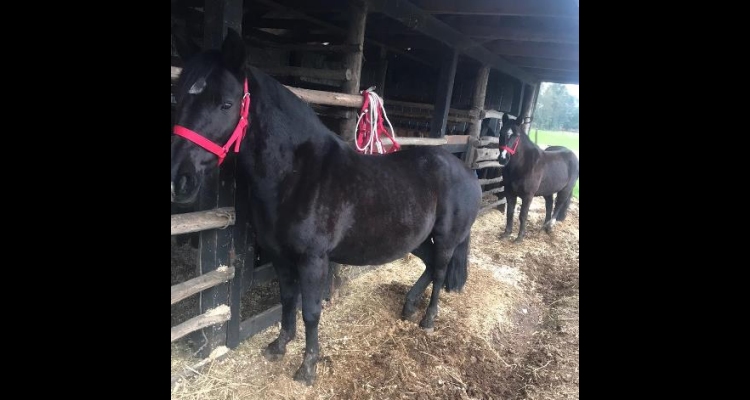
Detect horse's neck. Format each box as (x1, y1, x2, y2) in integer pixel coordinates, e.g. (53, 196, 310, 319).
(507, 134, 541, 168)
(239, 77, 347, 191)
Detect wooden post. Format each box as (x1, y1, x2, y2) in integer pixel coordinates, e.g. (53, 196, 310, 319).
(193, 161, 235, 358)
(519, 82, 539, 135)
(227, 165, 251, 349)
(430, 48, 459, 138)
(469, 65, 491, 138)
(465, 64, 491, 166)
(339, 0, 368, 143)
(203, 0, 243, 49)
(376, 47, 388, 98)
(192, 0, 244, 358)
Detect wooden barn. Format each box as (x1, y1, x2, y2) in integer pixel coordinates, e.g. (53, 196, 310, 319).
(170, 0, 579, 386)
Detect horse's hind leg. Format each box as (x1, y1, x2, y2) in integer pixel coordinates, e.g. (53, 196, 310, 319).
(515, 195, 534, 243)
(263, 259, 300, 361)
(500, 195, 517, 239)
(419, 246, 454, 332)
(543, 195, 554, 233)
(402, 240, 434, 320)
(293, 254, 329, 385)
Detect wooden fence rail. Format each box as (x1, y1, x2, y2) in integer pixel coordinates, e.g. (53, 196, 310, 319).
(171, 305, 231, 343)
(171, 207, 235, 235)
(171, 266, 235, 305)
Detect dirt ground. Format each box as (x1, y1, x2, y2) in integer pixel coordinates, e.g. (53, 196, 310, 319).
(171, 197, 579, 400)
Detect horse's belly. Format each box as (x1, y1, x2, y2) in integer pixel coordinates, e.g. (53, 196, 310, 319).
(329, 213, 434, 266)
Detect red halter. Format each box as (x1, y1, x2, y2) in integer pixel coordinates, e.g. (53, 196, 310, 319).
(500, 135, 521, 155)
(172, 78, 251, 166)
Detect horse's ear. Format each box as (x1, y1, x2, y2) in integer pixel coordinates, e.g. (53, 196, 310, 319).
(221, 28, 246, 74)
(173, 26, 201, 62)
(502, 113, 509, 126)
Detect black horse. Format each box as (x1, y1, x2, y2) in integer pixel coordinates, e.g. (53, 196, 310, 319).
(497, 114, 579, 242)
(170, 29, 482, 385)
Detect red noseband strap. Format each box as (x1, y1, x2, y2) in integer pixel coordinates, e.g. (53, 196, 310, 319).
(500, 135, 520, 155)
(173, 78, 251, 166)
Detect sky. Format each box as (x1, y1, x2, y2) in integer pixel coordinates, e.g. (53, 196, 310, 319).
(540, 81, 579, 100)
(565, 84, 578, 99)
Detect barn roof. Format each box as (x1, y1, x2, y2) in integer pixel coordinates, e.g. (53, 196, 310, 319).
(172, 0, 579, 85)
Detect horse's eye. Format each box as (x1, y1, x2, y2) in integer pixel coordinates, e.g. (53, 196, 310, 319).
(221, 101, 233, 110)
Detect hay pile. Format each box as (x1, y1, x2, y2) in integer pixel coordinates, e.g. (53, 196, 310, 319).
(171, 198, 579, 400)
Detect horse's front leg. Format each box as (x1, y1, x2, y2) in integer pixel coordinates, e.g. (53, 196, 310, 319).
(263, 259, 299, 361)
(500, 195, 517, 239)
(293, 254, 328, 386)
(515, 196, 534, 243)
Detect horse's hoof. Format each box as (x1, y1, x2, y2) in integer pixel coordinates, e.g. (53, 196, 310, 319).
(401, 305, 417, 321)
(513, 237, 524, 244)
(262, 345, 285, 362)
(499, 233, 511, 240)
(293, 364, 317, 386)
(419, 317, 435, 333)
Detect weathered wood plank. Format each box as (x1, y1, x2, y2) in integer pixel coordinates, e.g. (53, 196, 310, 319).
(171, 207, 236, 236)
(430, 48, 459, 138)
(171, 305, 231, 343)
(171, 266, 235, 305)
(474, 161, 503, 169)
(474, 148, 500, 163)
(239, 304, 283, 342)
(478, 177, 504, 185)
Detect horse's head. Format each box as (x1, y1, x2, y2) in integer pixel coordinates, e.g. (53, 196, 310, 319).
(171, 28, 248, 204)
(497, 113, 522, 166)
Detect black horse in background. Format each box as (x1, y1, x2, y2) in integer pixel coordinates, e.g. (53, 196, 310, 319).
(170, 29, 482, 385)
(497, 114, 579, 243)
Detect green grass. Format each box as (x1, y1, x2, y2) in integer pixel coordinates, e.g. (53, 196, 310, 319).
(531, 129, 579, 199)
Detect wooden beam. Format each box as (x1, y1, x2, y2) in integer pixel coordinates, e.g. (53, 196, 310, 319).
(409, 0, 579, 19)
(469, 64, 491, 138)
(368, 0, 537, 84)
(239, 304, 283, 342)
(285, 86, 364, 108)
(340, 0, 368, 142)
(484, 40, 579, 61)
(203, 0, 243, 50)
(227, 165, 251, 349)
(171, 266, 235, 305)
(253, 65, 352, 81)
(254, 0, 434, 67)
(525, 68, 579, 84)
(171, 207, 236, 235)
(474, 160, 503, 169)
(519, 83, 538, 134)
(249, 41, 361, 53)
(503, 56, 579, 71)
(483, 187, 504, 196)
(447, 24, 578, 45)
(430, 48, 459, 138)
(478, 177, 503, 185)
(171, 305, 231, 343)
(480, 199, 507, 213)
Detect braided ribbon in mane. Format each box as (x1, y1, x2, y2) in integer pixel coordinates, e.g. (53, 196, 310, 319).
(354, 88, 400, 154)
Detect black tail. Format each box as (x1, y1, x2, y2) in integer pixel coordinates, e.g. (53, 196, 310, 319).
(554, 191, 573, 221)
(444, 234, 470, 293)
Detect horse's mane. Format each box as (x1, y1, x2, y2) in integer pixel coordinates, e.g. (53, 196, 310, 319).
(246, 66, 349, 146)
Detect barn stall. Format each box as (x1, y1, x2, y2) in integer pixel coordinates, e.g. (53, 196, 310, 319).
(171, 0, 579, 396)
